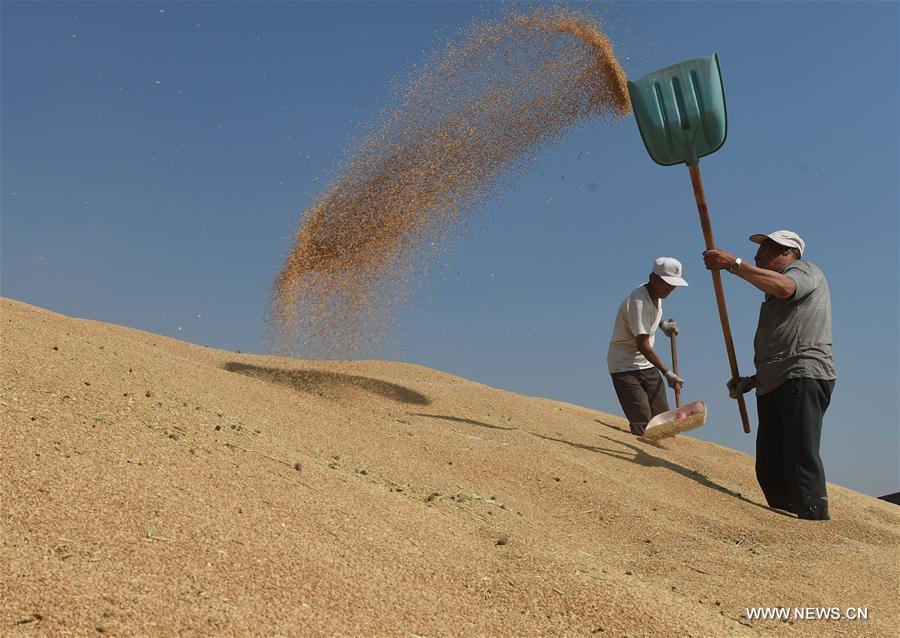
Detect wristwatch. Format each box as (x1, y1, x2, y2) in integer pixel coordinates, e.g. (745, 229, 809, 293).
(728, 257, 743, 274)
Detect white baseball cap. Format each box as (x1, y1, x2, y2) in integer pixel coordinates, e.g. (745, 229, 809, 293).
(652, 257, 688, 287)
(749, 229, 805, 256)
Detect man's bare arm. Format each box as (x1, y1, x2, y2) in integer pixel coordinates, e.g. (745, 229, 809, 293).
(635, 334, 668, 372)
(703, 249, 796, 299)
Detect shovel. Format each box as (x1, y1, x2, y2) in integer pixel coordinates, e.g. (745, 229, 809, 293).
(641, 320, 707, 442)
(669, 324, 682, 409)
(642, 400, 708, 443)
(627, 53, 751, 434)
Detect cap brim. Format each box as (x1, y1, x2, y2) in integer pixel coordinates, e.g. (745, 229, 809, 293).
(750, 232, 803, 255)
(660, 275, 688, 287)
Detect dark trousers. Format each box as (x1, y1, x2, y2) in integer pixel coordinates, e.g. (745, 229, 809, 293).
(756, 377, 834, 520)
(610, 368, 670, 436)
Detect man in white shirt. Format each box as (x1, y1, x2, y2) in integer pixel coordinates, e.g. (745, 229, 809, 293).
(607, 257, 687, 435)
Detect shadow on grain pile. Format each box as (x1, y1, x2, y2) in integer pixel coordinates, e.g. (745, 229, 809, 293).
(408, 413, 518, 431)
(533, 429, 792, 517)
(223, 362, 431, 406)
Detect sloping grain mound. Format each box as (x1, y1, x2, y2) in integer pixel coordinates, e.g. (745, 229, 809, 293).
(2, 297, 897, 637)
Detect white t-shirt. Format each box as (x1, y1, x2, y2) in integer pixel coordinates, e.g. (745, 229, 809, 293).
(607, 284, 662, 373)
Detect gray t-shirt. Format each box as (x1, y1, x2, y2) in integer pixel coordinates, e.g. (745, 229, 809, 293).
(754, 260, 836, 395)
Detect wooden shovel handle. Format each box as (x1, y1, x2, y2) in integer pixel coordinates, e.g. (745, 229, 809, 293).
(669, 331, 682, 408)
(688, 164, 752, 434)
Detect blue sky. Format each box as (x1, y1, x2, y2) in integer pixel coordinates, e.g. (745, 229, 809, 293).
(2, 1, 897, 497)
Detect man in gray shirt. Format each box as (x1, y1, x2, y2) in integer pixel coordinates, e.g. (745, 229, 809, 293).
(704, 230, 836, 520)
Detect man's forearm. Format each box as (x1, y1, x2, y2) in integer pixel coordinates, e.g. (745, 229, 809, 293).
(637, 342, 668, 372)
(735, 261, 796, 299)
(704, 249, 796, 299)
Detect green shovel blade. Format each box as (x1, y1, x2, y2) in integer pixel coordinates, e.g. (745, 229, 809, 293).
(627, 53, 727, 167)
